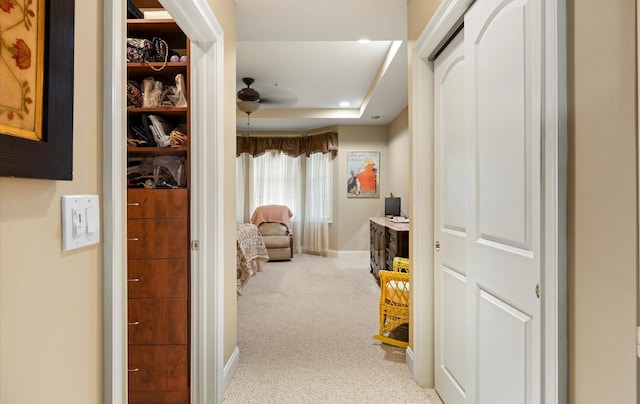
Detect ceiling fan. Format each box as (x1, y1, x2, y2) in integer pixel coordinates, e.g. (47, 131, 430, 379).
(236, 77, 261, 115)
(236, 77, 298, 116)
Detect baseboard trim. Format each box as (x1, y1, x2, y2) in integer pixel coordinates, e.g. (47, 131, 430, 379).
(406, 346, 415, 378)
(327, 250, 369, 260)
(222, 346, 240, 394)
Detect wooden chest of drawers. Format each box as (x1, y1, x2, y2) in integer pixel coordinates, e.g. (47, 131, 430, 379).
(127, 189, 189, 404)
(369, 217, 409, 278)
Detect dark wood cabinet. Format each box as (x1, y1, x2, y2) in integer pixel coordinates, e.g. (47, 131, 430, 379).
(369, 217, 409, 278)
(126, 16, 191, 403)
(370, 220, 386, 276)
(128, 345, 189, 391)
(127, 260, 188, 299)
(127, 189, 188, 219)
(128, 299, 188, 344)
(127, 218, 189, 259)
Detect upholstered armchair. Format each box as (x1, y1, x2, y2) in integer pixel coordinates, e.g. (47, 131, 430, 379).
(251, 205, 293, 261)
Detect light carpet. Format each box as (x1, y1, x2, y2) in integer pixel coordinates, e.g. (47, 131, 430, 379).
(223, 253, 443, 404)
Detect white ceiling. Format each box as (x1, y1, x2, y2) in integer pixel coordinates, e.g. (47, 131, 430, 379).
(235, 0, 409, 133)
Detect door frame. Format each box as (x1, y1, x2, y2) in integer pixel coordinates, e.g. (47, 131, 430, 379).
(102, 1, 225, 403)
(637, 0, 640, 386)
(409, 0, 567, 401)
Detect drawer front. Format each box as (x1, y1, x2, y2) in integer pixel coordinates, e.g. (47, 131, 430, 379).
(388, 229, 398, 245)
(128, 259, 188, 299)
(396, 231, 409, 257)
(128, 219, 188, 259)
(128, 299, 188, 344)
(129, 391, 189, 404)
(128, 345, 188, 391)
(128, 189, 188, 219)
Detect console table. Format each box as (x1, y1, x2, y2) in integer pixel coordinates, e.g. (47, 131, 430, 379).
(369, 217, 409, 278)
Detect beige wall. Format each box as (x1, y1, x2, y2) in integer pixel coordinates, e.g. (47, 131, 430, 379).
(388, 107, 410, 209)
(0, 1, 103, 403)
(326, 111, 410, 253)
(330, 126, 390, 252)
(0, 0, 238, 401)
(568, 0, 638, 402)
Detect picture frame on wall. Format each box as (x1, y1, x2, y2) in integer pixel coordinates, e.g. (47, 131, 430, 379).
(0, 0, 75, 180)
(347, 151, 379, 198)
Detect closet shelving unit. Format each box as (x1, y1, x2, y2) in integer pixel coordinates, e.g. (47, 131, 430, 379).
(126, 16, 191, 404)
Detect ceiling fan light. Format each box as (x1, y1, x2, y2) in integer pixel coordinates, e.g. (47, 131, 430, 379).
(237, 100, 260, 114)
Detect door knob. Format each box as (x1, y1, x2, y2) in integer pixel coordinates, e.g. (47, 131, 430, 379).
(435, 241, 440, 252)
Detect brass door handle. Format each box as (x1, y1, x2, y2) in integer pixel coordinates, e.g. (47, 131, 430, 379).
(435, 241, 440, 252)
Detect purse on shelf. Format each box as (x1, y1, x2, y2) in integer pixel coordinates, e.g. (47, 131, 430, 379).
(126, 37, 174, 71)
(126, 80, 143, 108)
(126, 38, 153, 63)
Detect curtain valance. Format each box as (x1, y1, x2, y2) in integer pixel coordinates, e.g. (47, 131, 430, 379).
(236, 131, 338, 159)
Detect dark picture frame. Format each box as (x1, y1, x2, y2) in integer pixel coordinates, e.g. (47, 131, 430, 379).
(0, 0, 75, 180)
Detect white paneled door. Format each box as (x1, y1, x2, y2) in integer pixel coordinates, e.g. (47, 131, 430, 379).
(434, 31, 467, 404)
(435, 0, 543, 403)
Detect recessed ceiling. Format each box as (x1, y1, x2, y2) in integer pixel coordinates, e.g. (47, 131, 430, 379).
(235, 0, 408, 133)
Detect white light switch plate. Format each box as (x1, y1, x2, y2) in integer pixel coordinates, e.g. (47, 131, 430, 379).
(62, 195, 100, 251)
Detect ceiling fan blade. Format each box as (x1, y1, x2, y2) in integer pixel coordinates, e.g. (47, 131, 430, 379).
(257, 87, 298, 107)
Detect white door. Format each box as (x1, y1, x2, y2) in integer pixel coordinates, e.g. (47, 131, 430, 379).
(434, 0, 543, 402)
(465, 0, 542, 403)
(434, 31, 467, 404)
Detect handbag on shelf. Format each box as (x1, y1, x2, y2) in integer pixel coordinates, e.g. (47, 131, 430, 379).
(126, 38, 153, 63)
(126, 37, 174, 71)
(126, 80, 143, 108)
(151, 37, 170, 62)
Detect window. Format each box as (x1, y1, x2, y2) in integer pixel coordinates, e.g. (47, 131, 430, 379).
(249, 151, 302, 217)
(238, 149, 333, 254)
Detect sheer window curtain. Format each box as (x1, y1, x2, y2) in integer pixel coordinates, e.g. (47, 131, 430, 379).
(236, 153, 248, 223)
(236, 150, 333, 256)
(302, 152, 331, 255)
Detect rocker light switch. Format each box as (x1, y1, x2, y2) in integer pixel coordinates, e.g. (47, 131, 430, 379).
(62, 195, 100, 251)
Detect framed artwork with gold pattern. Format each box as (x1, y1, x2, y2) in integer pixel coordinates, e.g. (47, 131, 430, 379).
(0, 0, 75, 180)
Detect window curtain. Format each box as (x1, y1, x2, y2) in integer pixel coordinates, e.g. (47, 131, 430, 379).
(302, 152, 331, 255)
(237, 131, 338, 159)
(249, 151, 303, 252)
(237, 132, 337, 256)
(235, 153, 248, 223)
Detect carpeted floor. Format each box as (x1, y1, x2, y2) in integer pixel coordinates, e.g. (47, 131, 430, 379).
(223, 253, 443, 404)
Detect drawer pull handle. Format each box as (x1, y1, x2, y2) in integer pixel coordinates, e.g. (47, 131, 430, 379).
(127, 202, 140, 206)
(128, 368, 139, 372)
(128, 321, 140, 326)
(128, 237, 139, 241)
(128, 278, 140, 282)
